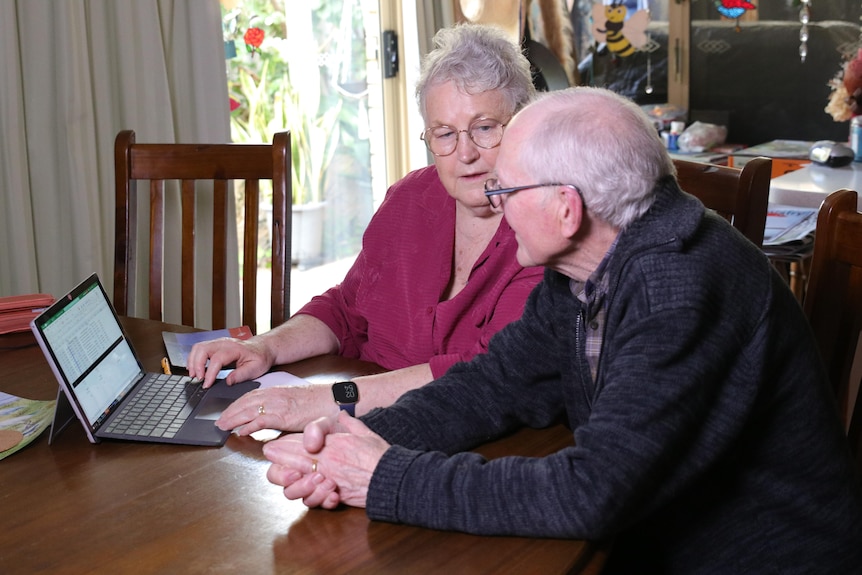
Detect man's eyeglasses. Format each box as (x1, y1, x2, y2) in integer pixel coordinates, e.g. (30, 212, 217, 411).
(483, 179, 581, 209)
(420, 118, 506, 157)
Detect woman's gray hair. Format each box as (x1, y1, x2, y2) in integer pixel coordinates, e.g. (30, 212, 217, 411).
(416, 23, 536, 121)
(519, 87, 675, 229)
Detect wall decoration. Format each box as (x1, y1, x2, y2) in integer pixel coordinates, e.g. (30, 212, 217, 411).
(590, 1, 650, 58)
(713, 0, 756, 33)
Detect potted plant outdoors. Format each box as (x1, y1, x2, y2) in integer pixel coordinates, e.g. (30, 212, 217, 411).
(275, 81, 341, 268)
(228, 22, 342, 268)
(275, 6, 341, 268)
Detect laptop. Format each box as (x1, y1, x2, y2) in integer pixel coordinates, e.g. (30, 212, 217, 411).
(30, 273, 259, 446)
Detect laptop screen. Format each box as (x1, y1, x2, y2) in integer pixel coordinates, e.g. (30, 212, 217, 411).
(32, 275, 142, 428)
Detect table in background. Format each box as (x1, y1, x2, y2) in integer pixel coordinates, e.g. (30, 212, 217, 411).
(730, 139, 814, 178)
(769, 161, 862, 210)
(0, 317, 605, 574)
(768, 162, 862, 301)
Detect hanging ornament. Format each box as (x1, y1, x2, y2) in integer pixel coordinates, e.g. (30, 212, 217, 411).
(799, 0, 811, 62)
(640, 0, 663, 95)
(591, 1, 650, 59)
(640, 0, 654, 94)
(713, 0, 757, 33)
(645, 28, 653, 94)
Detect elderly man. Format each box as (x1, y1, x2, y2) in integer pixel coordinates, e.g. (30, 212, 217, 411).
(263, 87, 862, 573)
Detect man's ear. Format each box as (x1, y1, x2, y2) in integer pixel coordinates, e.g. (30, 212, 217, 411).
(557, 186, 584, 239)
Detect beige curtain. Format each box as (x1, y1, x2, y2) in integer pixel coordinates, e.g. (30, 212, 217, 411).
(0, 0, 238, 328)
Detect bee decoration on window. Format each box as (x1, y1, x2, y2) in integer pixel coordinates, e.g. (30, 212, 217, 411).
(591, 1, 650, 59)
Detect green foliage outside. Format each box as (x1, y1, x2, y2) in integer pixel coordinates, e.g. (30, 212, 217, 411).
(223, 0, 373, 267)
(223, 0, 342, 205)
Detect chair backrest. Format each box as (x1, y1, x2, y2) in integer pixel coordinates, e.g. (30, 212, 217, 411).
(113, 129, 291, 334)
(674, 156, 772, 246)
(804, 188, 862, 472)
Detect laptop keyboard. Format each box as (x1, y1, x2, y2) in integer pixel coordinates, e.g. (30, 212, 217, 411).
(103, 373, 206, 439)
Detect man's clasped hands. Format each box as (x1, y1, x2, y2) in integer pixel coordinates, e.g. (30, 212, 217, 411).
(262, 411, 390, 510)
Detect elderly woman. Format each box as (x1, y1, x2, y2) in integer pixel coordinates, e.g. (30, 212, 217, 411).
(187, 23, 542, 434)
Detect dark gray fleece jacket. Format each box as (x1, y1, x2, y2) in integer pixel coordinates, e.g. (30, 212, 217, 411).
(361, 178, 862, 574)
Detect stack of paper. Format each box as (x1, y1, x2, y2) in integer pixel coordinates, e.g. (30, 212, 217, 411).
(762, 204, 818, 256)
(0, 294, 55, 335)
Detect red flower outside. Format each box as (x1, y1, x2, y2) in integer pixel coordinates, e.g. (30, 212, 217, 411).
(244, 27, 265, 52)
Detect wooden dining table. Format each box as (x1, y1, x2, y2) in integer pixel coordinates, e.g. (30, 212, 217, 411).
(0, 317, 606, 574)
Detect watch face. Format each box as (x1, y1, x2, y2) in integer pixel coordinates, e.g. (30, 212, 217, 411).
(332, 381, 359, 404)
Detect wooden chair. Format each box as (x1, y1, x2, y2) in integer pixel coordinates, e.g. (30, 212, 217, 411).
(113, 130, 291, 334)
(675, 156, 810, 301)
(673, 156, 772, 247)
(803, 189, 862, 472)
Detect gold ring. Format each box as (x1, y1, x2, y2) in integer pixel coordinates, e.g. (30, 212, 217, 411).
(311, 459, 318, 473)
(258, 405, 265, 415)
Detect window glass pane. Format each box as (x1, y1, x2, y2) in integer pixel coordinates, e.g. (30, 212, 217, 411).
(222, 0, 385, 327)
(577, 0, 667, 107)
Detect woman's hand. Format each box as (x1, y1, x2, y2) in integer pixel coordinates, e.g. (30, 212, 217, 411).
(187, 336, 276, 388)
(215, 385, 337, 434)
(187, 315, 341, 389)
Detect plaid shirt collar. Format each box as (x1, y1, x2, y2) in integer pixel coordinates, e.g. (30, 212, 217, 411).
(570, 238, 618, 381)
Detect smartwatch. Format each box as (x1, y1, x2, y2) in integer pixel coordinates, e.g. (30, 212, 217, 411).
(331, 381, 359, 417)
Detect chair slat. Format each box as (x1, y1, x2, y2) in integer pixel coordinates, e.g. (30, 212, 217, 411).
(181, 179, 196, 327)
(148, 180, 165, 322)
(212, 179, 228, 330)
(243, 180, 260, 330)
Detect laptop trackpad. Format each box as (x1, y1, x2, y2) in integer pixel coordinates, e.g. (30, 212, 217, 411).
(195, 396, 234, 421)
(194, 379, 260, 421)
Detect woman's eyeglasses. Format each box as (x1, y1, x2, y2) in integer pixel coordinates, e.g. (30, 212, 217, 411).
(420, 118, 505, 157)
(483, 179, 581, 209)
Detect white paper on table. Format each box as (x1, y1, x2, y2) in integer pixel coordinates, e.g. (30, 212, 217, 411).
(253, 370, 310, 389)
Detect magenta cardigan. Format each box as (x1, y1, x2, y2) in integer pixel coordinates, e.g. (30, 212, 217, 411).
(296, 165, 544, 377)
